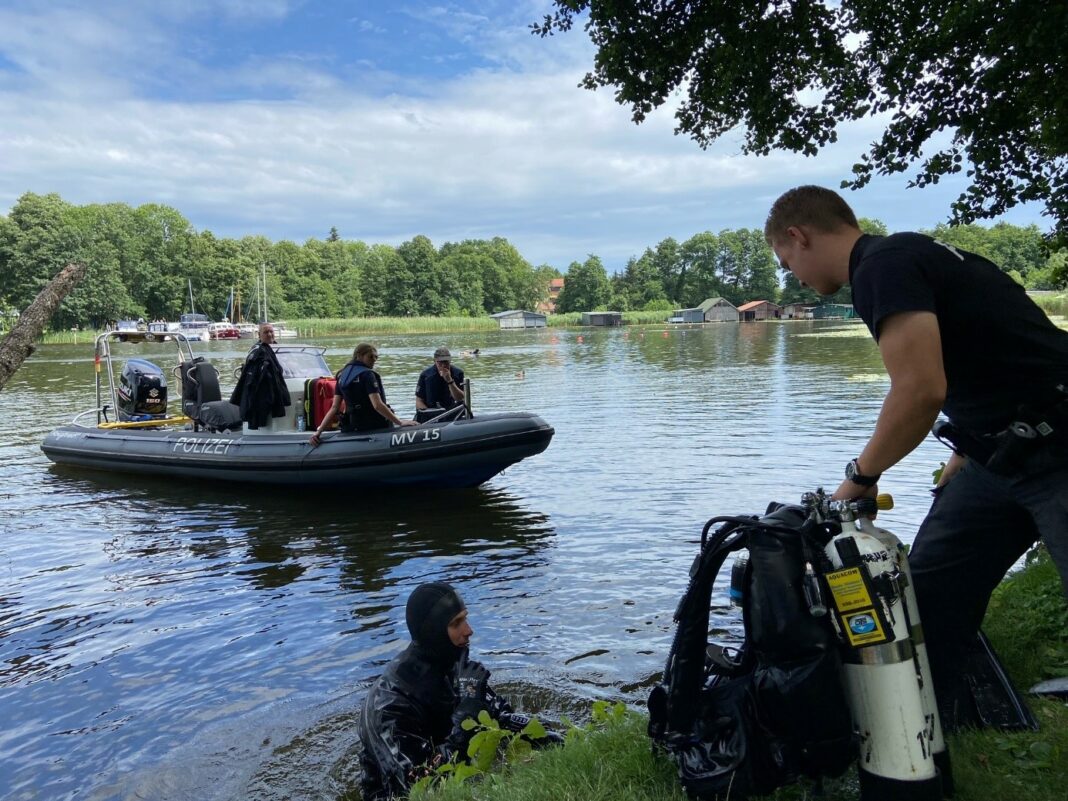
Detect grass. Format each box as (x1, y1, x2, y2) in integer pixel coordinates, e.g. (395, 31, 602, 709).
(1032, 293, 1068, 318)
(286, 316, 500, 336)
(407, 549, 1068, 801)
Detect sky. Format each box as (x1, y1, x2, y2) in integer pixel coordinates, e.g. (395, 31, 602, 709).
(0, 0, 1051, 271)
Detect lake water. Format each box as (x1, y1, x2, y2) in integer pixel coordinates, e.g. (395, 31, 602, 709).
(0, 321, 951, 801)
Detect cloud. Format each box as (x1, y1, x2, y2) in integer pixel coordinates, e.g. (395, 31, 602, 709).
(0, 1, 1050, 270)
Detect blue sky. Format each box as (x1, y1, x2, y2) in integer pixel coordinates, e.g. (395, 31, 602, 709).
(0, 0, 1050, 271)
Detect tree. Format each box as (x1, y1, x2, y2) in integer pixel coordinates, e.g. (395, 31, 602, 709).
(535, 1, 1068, 241)
(556, 256, 611, 312)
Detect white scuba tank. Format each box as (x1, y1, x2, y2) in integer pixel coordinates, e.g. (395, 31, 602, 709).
(820, 498, 948, 801)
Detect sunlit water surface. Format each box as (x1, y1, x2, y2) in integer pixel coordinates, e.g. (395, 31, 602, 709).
(0, 322, 951, 800)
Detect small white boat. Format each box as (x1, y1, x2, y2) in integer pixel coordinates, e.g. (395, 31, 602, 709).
(178, 313, 211, 342)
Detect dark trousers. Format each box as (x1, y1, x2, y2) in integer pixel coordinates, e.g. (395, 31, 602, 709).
(910, 452, 1068, 724)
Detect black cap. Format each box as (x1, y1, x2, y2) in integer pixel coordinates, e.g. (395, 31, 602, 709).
(405, 582, 466, 659)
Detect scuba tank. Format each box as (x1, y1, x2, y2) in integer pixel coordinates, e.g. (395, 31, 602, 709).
(806, 490, 951, 801)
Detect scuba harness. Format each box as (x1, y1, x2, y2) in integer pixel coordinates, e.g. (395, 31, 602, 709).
(648, 492, 954, 801)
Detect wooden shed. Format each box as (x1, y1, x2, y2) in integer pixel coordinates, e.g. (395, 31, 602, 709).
(580, 311, 623, 326)
(698, 297, 740, 322)
(737, 300, 783, 321)
(490, 310, 547, 329)
(672, 307, 707, 324)
(782, 303, 816, 320)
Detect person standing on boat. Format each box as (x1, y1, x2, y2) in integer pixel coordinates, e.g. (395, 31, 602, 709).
(415, 346, 465, 413)
(764, 185, 1068, 729)
(230, 323, 291, 429)
(356, 582, 559, 800)
(308, 343, 414, 445)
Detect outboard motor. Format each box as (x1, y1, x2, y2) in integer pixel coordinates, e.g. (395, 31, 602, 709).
(117, 358, 168, 421)
(806, 490, 951, 801)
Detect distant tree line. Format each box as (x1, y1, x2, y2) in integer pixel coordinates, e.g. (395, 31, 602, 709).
(0, 192, 1063, 330)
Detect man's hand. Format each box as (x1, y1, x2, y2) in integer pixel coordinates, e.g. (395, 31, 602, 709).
(436, 362, 453, 382)
(397, 419, 418, 427)
(831, 479, 879, 502)
(936, 451, 967, 488)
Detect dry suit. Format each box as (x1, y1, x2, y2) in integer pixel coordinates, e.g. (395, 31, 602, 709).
(356, 583, 522, 801)
(229, 342, 290, 429)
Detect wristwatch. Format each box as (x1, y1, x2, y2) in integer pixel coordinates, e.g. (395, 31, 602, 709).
(845, 458, 881, 487)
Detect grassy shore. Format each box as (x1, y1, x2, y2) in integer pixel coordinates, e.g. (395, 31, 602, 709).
(412, 549, 1067, 801)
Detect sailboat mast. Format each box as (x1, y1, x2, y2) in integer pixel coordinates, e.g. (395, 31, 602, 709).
(262, 264, 269, 323)
(188, 279, 196, 315)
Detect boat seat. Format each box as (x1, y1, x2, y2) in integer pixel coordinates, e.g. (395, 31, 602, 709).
(197, 401, 243, 433)
(180, 359, 223, 424)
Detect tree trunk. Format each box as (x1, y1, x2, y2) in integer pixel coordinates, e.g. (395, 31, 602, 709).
(0, 262, 88, 392)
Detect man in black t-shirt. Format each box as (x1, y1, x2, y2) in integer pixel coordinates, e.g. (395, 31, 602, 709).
(765, 185, 1068, 728)
(415, 346, 465, 413)
(308, 343, 415, 445)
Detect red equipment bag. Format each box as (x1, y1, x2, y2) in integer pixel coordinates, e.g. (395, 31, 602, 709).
(304, 376, 344, 429)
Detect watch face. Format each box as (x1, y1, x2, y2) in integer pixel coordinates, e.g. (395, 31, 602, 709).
(845, 460, 857, 480)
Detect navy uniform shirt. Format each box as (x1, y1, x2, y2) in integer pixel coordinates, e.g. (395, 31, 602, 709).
(850, 233, 1068, 434)
(416, 364, 465, 409)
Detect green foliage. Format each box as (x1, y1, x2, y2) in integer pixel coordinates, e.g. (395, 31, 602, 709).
(555, 256, 611, 313)
(409, 709, 558, 797)
(535, 1, 1068, 242)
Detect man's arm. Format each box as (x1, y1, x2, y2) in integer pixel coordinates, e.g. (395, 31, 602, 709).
(445, 369, 465, 404)
(833, 311, 946, 499)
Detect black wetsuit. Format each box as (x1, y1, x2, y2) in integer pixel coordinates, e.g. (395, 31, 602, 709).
(229, 343, 290, 429)
(356, 644, 513, 801)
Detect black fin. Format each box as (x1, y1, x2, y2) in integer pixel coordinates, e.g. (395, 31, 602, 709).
(960, 630, 1040, 731)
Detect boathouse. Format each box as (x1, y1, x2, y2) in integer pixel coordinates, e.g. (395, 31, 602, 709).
(580, 311, 623, 326)
(737, 300, 783, 321)
(490, 310, 547, 329)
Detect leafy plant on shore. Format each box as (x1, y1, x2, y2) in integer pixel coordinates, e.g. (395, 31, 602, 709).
(410, 702, 628, 797)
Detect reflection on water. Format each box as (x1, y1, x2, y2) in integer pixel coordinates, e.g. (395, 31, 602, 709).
(0, 322, 951, 801)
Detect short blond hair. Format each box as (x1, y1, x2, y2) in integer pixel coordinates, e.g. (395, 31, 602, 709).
(765, 186, 859, 244)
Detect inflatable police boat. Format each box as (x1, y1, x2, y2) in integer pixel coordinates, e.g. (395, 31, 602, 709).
(41, 332, 554, 488)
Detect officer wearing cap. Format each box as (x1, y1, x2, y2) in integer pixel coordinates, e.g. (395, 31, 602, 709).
(415, 346, 465, 413)
(356, 582, 556, 800)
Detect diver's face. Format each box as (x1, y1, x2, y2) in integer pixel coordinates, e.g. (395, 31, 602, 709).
(447, 609, 472, 648)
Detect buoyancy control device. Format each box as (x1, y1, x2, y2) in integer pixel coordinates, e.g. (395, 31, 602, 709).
(648, 490, 952, 801)
(117, 358, 168, 421)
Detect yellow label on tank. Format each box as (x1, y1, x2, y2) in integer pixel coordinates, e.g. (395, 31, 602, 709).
(825, 567, 874, 612)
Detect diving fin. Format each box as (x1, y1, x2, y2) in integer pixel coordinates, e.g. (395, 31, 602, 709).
(1029, 677, 1068, 700)
(959, 630, 1039, 732)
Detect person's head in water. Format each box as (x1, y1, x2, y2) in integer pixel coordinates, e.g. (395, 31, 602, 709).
(406, 582, 472, 662)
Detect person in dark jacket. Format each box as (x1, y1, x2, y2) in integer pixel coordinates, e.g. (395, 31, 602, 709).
(308, 343, 415, 445)
(765, 185, 1068, 729)
(356, 582, 557, 800)
(415, 346, 466, 413)
(229, 323, 291, 429)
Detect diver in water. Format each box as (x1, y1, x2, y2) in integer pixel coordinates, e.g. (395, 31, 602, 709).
(356, 582, 558, 800)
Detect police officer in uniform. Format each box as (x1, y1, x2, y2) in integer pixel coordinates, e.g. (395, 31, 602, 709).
(309, 343, 414, 445)
(765, 185, 1068, 728)
(415, 346, 466, 413)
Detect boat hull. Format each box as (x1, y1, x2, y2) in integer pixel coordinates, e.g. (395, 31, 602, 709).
(42, 413, 554, 488)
